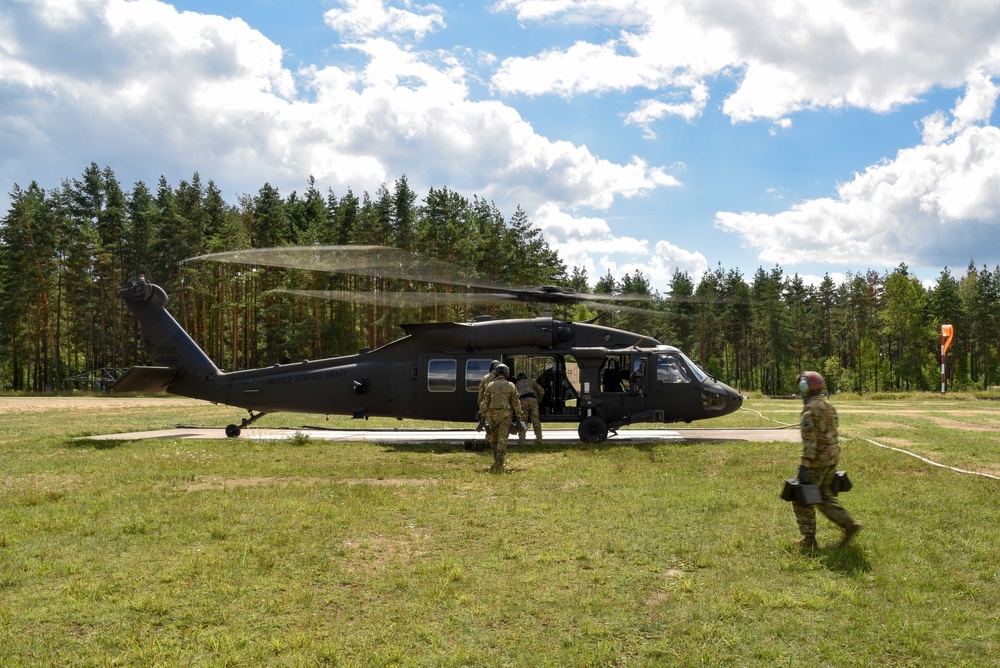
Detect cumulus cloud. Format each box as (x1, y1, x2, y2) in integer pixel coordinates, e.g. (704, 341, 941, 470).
(715, 74, 1000, 271)
(324, 0, 445, 41)
(625, 82, 709, 138)
(0, 0, 672, 211)
(921, 70, 1000, 145)
(533, 204, 706, 288)
(492, 0, 1000, 132)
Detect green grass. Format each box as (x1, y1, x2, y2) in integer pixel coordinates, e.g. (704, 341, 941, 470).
(1, 394, 999, 666)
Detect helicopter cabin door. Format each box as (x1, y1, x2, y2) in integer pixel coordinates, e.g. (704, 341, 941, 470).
(649, 352, 703, 421)
(589, 352, 641, 423)
(417, 354, 498, 422)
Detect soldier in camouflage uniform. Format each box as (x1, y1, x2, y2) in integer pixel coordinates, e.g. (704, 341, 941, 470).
(479, 364, 524, 474)
(475, 360, 501, 438)
(793, 371, 862, 549)
(515, 372, 545, 442)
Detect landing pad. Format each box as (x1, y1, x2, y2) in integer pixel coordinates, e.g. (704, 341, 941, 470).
(86, 426, 800, 444)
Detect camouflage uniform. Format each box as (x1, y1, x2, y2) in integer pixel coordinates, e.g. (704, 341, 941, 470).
(477, 370, 496, 438)
(794, 392, 857, 544)
(515, 375, 545, 442)
(477, 370, 496, 406)
(479, 377, 524, 473)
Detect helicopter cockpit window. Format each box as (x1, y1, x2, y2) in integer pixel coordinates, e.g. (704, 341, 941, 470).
(656, 354, 692, 384)
(466, 359, 494, 392)
(676, 350, 708, 383)
(428, 359, 457, 392)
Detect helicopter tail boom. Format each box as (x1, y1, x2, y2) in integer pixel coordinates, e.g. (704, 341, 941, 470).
(113, 278, 224, 402)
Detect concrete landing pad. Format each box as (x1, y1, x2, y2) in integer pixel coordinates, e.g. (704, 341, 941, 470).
(86, 426, 801, 444)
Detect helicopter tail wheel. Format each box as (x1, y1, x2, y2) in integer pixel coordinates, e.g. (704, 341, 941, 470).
(225, 424, 242, 438)
(578, 416, 609, 443)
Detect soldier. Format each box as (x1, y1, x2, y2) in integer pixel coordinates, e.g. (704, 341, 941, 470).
(479, 364, 524, 474)
(515, 372, 545, 443)
(475, 360, 500, 434)
(792, 371, 862, 549)
(536, 365, 555, 413)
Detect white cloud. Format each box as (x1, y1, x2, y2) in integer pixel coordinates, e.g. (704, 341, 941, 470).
(625, 82, 709, 138)
(715, 77, 1000, 271)
(0, 0, 673, 217)
(324, 0, 445, 41)
(492, 0, 1000, 133)
(921, 70, 1000, 145)
(492, 0, 652, 27)
(533, 204, 707, 290)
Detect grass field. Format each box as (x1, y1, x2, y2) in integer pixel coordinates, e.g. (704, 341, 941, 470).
(1, 393, 999, 666)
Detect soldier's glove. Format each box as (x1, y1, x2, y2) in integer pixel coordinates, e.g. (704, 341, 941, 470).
(476, 416, 486, 432)
(797, 465, 811, 484)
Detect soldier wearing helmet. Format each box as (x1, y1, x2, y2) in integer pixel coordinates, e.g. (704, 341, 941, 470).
(475, 360, 502, 436)
(479, 364, 525, 474)
(515, 372, 545, 443)
(792, 371, 862, 549)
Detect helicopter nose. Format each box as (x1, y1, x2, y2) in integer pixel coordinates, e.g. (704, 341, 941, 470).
(729, 386, 744, 409)
(701, 381, 743, 417)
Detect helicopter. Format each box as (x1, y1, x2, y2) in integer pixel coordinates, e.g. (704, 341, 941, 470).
(112, 246, 743, 442)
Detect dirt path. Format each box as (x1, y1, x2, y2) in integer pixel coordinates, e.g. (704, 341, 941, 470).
(0, 396, 206, 413)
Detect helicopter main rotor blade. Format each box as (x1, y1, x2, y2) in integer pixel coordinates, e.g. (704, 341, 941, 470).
(580, 301, 673, 317)
(281, 290, 669, 319)
(280, 289, 523, 308)
(186, 246, 495, 289)
(187, 245, 659, 306)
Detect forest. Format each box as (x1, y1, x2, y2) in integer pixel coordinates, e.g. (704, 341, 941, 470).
(1, 163, 998, 396)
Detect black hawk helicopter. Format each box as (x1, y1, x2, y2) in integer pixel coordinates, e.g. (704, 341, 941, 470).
(112, 246, 743, 442)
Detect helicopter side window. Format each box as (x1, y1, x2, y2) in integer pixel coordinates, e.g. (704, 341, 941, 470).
(656, 354, 692, 384)
(428, 359, 457, 392)
(465, 359, 494, 392)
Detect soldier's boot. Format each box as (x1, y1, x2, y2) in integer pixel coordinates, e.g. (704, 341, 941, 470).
(796, 535, 818, 551)
(839, 522, 862, 547)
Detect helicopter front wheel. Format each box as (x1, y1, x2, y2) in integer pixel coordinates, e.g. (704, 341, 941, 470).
(225, 424, 242, 438)
(578, 416, 609, 443)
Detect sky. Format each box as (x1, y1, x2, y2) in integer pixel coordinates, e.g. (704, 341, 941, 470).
(2, 0, 1000, 293)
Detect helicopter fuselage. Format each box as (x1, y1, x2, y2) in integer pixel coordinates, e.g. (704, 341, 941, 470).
(114, 279, 743, 441)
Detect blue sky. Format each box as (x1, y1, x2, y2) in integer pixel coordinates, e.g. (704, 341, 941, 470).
(2, 0, 1000, 292)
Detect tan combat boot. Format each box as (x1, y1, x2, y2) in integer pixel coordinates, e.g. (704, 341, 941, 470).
(839, 522, 862, 547)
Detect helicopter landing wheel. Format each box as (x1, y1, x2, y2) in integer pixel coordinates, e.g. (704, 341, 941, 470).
(578, 416, 609, 443)
(225, 424, 242, 438)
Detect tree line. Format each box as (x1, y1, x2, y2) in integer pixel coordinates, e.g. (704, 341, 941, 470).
(1, 163, 997, 395)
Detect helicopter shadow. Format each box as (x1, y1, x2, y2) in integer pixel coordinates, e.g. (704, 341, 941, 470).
(375, 436, 719, 456)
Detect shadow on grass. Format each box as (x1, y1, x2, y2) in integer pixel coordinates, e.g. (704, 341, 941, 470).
(819, 545, 872, 575)
(64, 437, 132, 450)
(377, 439, 679, 456)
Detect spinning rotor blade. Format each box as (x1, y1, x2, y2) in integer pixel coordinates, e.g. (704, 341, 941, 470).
(581, 301, 667, 317)
(280, 289, 522, 308)
(281, 290, 667, 319)
(187, 246, 492, 290)
(187, 245, 652, 306)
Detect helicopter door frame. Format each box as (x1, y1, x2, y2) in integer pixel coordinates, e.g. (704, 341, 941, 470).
(514, 354, 578, 421)
(649, 351, 704, 422)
